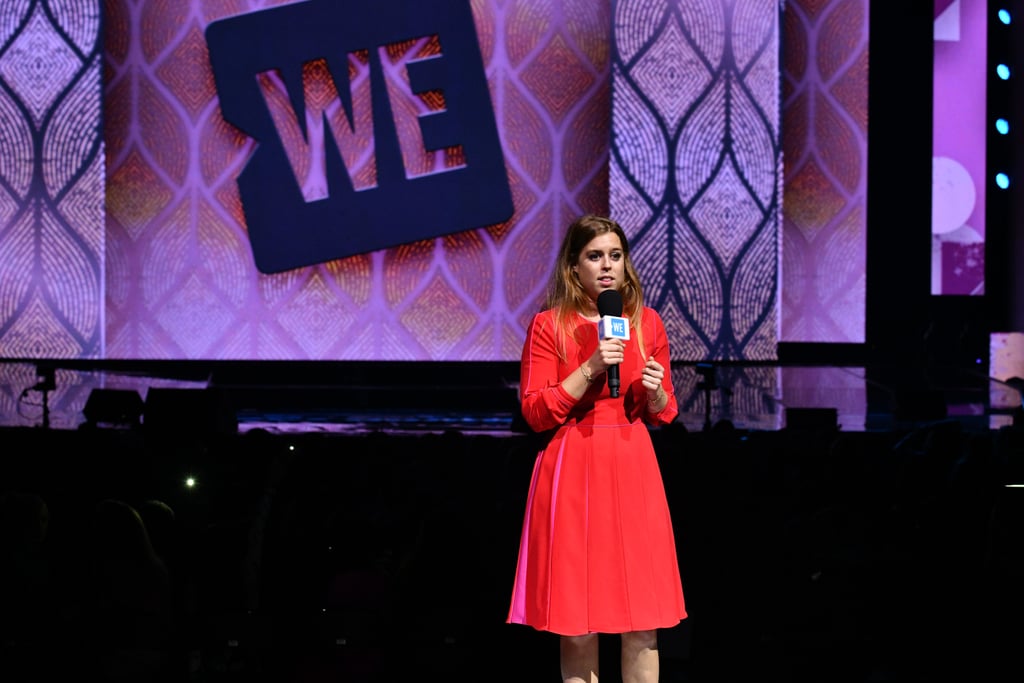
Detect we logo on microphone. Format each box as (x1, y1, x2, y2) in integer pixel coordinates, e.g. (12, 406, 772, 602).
(206, 0, 513, 274)
(599, 317, 630, 341)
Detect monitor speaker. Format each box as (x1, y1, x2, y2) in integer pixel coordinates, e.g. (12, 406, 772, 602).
(83, 389, 144, 427)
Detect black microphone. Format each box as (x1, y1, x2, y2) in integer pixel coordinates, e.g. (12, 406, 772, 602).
(597, 289, 624, 398)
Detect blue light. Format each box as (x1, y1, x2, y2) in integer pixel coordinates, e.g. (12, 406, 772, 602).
(996, 173, 1010, 189)
(997, 118, 1011, 134)
(997, 64, 1011, 80)
(998, 9, 1011, 25)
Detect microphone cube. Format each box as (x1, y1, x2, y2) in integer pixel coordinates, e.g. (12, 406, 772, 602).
(599, 316, 630, 341)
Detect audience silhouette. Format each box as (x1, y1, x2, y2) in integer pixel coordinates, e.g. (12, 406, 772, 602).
(0, 490, 54, 681)
(84, 498, 174, 682)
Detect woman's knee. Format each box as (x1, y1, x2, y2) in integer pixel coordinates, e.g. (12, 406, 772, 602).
(562, 633, 598, 650)
(621, 629, 658, 652)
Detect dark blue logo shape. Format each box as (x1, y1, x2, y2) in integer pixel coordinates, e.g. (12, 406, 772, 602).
(206, 0, 513, 274)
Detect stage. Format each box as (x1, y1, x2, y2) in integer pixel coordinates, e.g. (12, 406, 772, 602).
(2, 354, 1020, 435)
(2, 357, 1023, 682)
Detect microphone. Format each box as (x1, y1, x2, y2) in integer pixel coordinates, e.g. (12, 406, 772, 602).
(597, 289, 629, 397)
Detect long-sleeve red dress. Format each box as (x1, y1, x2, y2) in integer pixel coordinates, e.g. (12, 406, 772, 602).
(507, 306, 687, 636)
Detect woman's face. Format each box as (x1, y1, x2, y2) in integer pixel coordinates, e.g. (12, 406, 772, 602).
(573, 232, 625, 303)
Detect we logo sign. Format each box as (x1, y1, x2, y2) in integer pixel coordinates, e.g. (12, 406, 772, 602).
(206, 0, 513, 274)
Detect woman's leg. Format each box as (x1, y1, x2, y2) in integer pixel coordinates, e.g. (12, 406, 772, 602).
(621, 629, 659, 683)
(561, 633, 599, 683)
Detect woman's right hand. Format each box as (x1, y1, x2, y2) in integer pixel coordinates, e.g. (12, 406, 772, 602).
(590, 337, 625, 375)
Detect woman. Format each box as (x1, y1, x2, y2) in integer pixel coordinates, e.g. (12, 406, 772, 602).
(507, 214, 687, 682)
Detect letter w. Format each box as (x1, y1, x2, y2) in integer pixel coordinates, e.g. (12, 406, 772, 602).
(256, 53, 377, 202)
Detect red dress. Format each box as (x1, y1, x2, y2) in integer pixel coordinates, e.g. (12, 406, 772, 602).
(507, 306, 687, 635)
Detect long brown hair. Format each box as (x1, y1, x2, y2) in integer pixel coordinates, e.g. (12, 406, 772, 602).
(546, 214, 646, 358)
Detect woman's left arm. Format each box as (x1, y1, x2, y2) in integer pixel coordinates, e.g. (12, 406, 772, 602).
(641, 310, 678, 424)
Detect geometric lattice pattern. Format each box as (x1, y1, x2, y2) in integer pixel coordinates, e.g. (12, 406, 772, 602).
(0, 0, 103, 422)
(780, 0, 868, 342)
(0, 0, 103, 358)
(611, 0, 782, 361)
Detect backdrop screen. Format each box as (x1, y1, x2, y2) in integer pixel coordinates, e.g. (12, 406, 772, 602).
(0, 0, 867, 363)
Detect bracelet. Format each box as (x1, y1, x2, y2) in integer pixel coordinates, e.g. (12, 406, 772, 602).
(580, 364, 594, 383)
(647, 391, 663, 407)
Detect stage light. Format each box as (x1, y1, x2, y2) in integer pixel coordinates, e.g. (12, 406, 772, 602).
(996, 172, 1010, 189)
(997, 63, 1011, 80)
(996, 118, 1010, 134)
(998, 9, 1011, 25)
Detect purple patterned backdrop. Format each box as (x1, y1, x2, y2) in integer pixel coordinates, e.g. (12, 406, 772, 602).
(781, 0, 868, 343)
(610, 0, 784, 422)
(611, 0, 781, 362)
(0, 0, 872, 368)
(0, 0, 104, 426)
(0, 0, 103, 358)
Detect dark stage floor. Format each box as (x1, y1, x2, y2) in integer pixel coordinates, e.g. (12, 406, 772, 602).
(2, 359, 1023, 682)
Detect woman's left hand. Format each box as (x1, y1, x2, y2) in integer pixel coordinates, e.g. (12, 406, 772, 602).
(641, 356, 664, 394)
(642, 357, 668, 411)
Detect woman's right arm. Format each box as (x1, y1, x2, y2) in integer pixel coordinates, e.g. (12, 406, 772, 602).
(519, 313, 588, 432)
